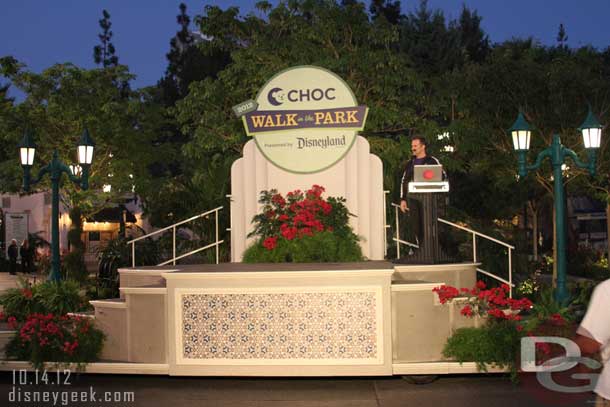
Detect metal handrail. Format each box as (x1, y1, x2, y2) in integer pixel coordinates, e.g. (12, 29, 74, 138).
(127, 206, 223, 243)
(390, 201, 514, 297)
(437, 218, 515, 249)
(390, 203, 420, 259)
(127, 206, 224, 267)
(437, 217, 514, 297)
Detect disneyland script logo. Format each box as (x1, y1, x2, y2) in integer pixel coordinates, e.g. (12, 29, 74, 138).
(238, 66, 368, 174)
(297, 135, 346, 149)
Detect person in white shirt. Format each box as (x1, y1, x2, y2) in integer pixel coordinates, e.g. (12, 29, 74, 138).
(575, 278, 610, 406)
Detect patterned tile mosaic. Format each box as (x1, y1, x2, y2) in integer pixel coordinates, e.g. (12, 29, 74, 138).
(180, 291, 378, 360)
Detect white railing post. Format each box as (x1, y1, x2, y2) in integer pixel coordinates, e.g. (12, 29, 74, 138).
(472, 232, 477, 263)
(438, 217, 515, 292)
(126, 206, 224, 267)
(395, 205, 400, 259)
(508, 247, 513, 298)
(383, 191, 389, 257)
(172, 226, 176, 266)
(215, 208, 219, 264)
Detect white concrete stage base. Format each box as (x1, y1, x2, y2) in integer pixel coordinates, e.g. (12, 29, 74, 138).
(164, 267, 394, 376)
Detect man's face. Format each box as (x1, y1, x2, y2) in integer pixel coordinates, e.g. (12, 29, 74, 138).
(411, 139, 426, 157)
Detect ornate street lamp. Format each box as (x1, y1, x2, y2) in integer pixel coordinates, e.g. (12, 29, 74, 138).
(510, 109, 602, 304)
(77, 128, 95, 190)
(19, 127, 95, 282)
(19, 128, 36, 189)
(69, 164, 82, 177)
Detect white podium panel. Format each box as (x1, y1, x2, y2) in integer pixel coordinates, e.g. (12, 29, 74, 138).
(230, 136, 385, 261)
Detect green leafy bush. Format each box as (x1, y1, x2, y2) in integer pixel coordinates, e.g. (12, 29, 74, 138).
(243, 185, 363, 263)
(243, 231, 362, 263)
(524, 286, 572, 328)
(567, 245, 609, 279)
(443, 321, 524, 380)
(0, 279, 87, 322)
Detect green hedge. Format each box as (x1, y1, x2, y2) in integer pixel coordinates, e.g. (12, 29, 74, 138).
(243, 231, 363, 263)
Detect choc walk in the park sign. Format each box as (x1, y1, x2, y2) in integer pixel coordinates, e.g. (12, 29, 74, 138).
(235, 66, 369, 173)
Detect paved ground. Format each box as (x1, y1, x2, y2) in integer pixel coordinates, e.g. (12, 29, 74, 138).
(0, 273, 20, 293)
(0, 372, 598, 407)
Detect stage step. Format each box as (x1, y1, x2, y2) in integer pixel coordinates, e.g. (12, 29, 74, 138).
(391, 275, 481, 363)
(117, 268, 171, 298)
(0, 328, 14, 358)
(393, 262, 477, 288)
(90, 299, 128, 362)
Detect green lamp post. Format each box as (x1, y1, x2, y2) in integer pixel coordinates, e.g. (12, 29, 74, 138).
(19, 127, 95, 282)
(510, 109, 603, 304)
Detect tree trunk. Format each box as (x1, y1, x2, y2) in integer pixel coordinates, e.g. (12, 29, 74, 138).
(553, 205, 557, 288)
(529, 201, 539, 261)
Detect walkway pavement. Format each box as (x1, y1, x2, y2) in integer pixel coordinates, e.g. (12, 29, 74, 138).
(0, 372, 594, 407)
(0, 273, 20, 293)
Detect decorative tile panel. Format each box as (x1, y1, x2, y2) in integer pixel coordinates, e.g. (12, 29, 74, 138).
(179, 290, 379, 362)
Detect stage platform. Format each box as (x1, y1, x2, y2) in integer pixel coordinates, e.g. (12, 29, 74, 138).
(1, 262, 494, 376)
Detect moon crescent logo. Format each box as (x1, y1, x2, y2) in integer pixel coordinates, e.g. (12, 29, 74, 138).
(267, 87, 283, 106)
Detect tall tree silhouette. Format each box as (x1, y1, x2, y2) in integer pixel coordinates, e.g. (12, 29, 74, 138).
(93, 10, 119, 67)
(157, 3, 230, 105)
(457, 6, 490, 63)
(556, 23, 569, 50)
(166, 3, 193, 80)
(369, 0, 402, 24)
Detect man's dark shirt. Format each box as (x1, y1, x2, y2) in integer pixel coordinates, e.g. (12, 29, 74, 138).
(400, 155, 442, 200)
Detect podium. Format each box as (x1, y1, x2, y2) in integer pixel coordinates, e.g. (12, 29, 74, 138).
(403, 181, 449, 264)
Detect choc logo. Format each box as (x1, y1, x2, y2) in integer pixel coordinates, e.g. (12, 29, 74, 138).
(267, 87, 284, 106)
(243, 66, 368, 173)
(266, 87, 336, 106)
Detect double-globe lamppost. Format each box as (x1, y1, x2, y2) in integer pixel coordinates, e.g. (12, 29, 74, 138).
(509, 109, 603, 304)
(18, 128, 95, 282)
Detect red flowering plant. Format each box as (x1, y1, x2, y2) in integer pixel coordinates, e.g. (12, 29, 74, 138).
(436, 281, 534, 380)
(0, 279, 104, 369)
(243, 185, 363, 262)
(1, 312, 104, 370)
(433, 280, 533, 327)
(437, 282, 582, 382)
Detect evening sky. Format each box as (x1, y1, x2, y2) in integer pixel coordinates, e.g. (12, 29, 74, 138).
(1, 0, 609, 99)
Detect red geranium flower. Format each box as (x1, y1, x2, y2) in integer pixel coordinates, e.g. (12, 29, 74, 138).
(263, 236, 278, 250)
(271, 194, 286, 207)
(460, 305, 473, 317)
(549, 313, 566, 326)
(7, 316, 18, 329)
(432, 285, 460, 304)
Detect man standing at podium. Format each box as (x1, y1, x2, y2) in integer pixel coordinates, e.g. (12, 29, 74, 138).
(399, 136, 442, 244)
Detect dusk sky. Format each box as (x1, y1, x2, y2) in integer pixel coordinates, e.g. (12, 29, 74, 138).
(2, 0, 609, 100)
